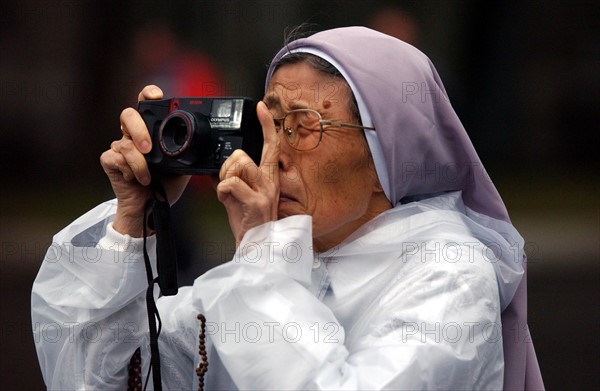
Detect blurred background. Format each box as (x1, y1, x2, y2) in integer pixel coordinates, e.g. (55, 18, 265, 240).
(1, 0, 598, 389)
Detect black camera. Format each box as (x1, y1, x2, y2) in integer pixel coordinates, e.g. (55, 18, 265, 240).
(139, 97, 263, 175)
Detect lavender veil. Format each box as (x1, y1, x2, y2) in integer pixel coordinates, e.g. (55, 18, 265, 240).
(265, 27, 543, 390)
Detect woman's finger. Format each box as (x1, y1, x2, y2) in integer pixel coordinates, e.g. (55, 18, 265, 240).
(257, 101, 279, 170)
(219, 150, 256, 181)
(137, 85, 163, 102)
(117, 138, 151, 186)
(100, 149, 135, 182)
(120, 108, 152, 154)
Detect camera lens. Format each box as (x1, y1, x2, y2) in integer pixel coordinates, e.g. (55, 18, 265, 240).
(158, 111, 196, 157)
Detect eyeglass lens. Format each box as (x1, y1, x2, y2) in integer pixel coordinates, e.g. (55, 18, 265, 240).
(283, 110, 322, 151)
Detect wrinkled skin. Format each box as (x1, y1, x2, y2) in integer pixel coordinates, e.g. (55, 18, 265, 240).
(218, 63, 390, 251)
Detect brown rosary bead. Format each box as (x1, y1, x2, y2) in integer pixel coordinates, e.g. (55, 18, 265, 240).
(197, 313, 209, 391)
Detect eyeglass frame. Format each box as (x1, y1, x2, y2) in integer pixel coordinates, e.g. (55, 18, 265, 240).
(268, 108, 376, 151)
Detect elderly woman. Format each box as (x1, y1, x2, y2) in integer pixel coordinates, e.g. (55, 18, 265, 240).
(32, 27, 543, 390)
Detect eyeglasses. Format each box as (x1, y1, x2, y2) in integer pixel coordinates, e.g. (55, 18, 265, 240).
(270, 108, 376, 151)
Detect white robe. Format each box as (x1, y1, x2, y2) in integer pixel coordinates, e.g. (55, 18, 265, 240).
(31, 191, 524, 390)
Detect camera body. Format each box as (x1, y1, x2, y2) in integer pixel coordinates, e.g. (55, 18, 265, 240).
(139, 97, 263, 175)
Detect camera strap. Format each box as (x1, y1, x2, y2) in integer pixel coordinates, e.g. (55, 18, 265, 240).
(141, 178, 179, 391)
(149, 181, 179, 297)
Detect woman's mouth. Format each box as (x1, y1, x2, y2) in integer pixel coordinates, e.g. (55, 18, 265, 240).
(277, 191, 302, 217)
(278, 191, 298, 203)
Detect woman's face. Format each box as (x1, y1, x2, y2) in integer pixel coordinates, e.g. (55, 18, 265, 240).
(264, 62, 389, 252)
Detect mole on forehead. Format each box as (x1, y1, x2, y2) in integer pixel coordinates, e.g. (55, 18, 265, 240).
(264, 82, 347, 112)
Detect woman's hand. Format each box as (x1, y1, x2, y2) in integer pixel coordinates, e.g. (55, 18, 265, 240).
(100, 85, 190, 237)
(217, 101, 280, 245)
